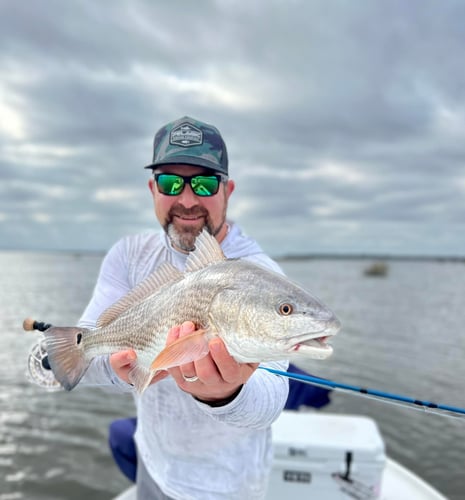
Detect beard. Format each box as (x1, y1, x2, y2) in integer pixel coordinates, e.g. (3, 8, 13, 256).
(164, 204, 226, 252)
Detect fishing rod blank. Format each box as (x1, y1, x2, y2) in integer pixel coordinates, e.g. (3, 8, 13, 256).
(260, 367, 465, 418)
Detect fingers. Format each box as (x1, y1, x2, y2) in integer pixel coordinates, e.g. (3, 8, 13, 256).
(193, 346, 223, 386)
(166, 321, 199, 384)
(165, 324, 256, 404)
(165, 321, 196, 345)
(209, 339, 258, 384)
(177, 321, 197, 378)
(165, 324, 181, 345)
(204, 338, 233, 382)
(110, 349, 137, 369)
(109, 349, 137, 383)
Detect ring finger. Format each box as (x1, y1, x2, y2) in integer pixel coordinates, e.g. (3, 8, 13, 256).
(178, 321, 198, 382)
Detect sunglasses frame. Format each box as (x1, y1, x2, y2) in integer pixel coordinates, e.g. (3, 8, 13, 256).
(153, 172, 228, 197)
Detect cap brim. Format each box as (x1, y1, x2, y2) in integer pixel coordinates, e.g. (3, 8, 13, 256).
(143, 157, 227, 175)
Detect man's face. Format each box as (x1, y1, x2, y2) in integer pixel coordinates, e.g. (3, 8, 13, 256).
(148, 165, 235, 252)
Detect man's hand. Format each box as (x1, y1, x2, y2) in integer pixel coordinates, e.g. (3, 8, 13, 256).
(109, 349, 170, 385)
(109, 350, 137, 384)
(109, 321, 257, 402)
(167, 321, 258, 404)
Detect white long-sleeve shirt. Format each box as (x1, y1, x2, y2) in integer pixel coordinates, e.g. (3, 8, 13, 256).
(78, 222, 289, 499)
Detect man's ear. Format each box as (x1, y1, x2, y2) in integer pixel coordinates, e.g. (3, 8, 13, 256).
(226, 179, 235, 198)
(148, 178, 156, 193)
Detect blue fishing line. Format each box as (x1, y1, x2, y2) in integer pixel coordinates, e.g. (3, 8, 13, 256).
(259, 367, 465, 417)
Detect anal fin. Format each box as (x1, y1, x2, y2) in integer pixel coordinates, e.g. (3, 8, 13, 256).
(128, 363, 157, 394)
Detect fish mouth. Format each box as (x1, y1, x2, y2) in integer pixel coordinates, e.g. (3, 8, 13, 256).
(287, 331, 336, 360)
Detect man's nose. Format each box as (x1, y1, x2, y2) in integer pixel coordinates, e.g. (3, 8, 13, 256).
(177, 183, 199, 208)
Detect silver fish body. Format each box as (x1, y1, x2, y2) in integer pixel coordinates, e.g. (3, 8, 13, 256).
(43, 230, 341, 392)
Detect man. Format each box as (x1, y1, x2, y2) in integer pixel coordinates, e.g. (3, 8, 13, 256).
(78, 116, 289, 499)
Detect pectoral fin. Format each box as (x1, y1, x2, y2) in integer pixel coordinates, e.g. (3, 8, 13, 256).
(150, 330, 210, 371)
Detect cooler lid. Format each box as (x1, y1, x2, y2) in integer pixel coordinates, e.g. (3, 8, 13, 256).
(272, 411, 386, 462)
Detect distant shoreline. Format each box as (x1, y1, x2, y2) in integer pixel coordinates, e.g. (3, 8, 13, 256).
(1, 247, 464, 263)
(277, 253, 465, 263)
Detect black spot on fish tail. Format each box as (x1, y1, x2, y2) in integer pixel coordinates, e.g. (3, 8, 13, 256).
(43, 326, 90, 391)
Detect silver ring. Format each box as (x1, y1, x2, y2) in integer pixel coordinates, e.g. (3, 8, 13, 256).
(182, 374, 199, 383)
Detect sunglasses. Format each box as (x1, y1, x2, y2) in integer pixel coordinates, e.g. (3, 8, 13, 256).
(154, 173, 227, 197)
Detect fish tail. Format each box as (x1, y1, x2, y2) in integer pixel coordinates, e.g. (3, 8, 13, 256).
(43, 326, 89, 391)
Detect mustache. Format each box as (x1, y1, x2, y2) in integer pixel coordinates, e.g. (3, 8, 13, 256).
(168, 205, 209, 219)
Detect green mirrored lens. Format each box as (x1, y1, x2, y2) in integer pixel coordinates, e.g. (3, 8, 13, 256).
(191, 176, 220, 196)
(155, 174, 221, 196)
(158, 174, 185, 195)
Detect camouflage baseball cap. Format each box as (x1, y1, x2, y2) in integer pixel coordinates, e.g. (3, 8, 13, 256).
(144, 116, 228, 175)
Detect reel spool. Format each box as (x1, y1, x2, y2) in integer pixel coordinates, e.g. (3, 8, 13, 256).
(26, 335, 63, 392)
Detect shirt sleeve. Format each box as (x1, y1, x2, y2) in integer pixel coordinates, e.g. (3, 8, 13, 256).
(193, 360, 289, 429)
(77, 238, 135, 392)
(78, 238, 132, 329)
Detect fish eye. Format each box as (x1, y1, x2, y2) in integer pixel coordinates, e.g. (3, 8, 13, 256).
(76, 333, 82, 345)
(278, 303, 294, 316)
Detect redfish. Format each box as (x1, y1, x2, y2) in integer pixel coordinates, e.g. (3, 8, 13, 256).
(25, 230, 340, 393)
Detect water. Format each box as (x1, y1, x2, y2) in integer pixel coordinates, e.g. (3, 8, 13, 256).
(1, 251, 464, 499)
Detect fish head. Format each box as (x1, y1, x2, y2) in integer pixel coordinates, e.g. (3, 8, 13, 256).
(212, 266, 341, 362)
(259, 280, 341, 360)
(272, 289, 341, 360)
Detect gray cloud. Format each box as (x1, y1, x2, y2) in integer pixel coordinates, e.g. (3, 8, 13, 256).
(1, 0, 464, 256)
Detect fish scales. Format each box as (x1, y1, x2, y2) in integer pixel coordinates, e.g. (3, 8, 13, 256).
(84, 269, 223, 361)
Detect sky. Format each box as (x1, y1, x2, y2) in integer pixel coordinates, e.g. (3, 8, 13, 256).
(1, 1, 464, 258)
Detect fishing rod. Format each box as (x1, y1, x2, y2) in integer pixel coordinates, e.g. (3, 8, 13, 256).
(260, 366, 465, 419)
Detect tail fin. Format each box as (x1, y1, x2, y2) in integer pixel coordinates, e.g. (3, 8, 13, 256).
(43, 327, 89, 391)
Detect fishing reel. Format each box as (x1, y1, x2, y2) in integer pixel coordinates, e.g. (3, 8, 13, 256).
(24, 319, 63, 392)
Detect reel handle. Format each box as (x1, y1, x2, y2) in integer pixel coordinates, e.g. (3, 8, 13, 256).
(23, 318, 52, 332)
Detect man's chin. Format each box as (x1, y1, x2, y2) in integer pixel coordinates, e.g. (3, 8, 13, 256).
(167, 223, 205, 252)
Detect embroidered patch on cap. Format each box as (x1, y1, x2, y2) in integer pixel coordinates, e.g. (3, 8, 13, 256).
(170, 123, 203, 147)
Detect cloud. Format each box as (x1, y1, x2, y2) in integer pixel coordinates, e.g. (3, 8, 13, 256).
(0, 0, 464, 256)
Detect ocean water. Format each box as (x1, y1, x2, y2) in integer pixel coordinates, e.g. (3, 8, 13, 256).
(1, 251, 464, 499)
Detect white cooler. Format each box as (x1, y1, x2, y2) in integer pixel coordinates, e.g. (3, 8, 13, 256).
(267, 411, 386, 499)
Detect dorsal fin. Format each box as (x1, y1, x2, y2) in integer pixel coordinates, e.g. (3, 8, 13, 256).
(185, 230, 226, 273)
(97, 262, 183, 327)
